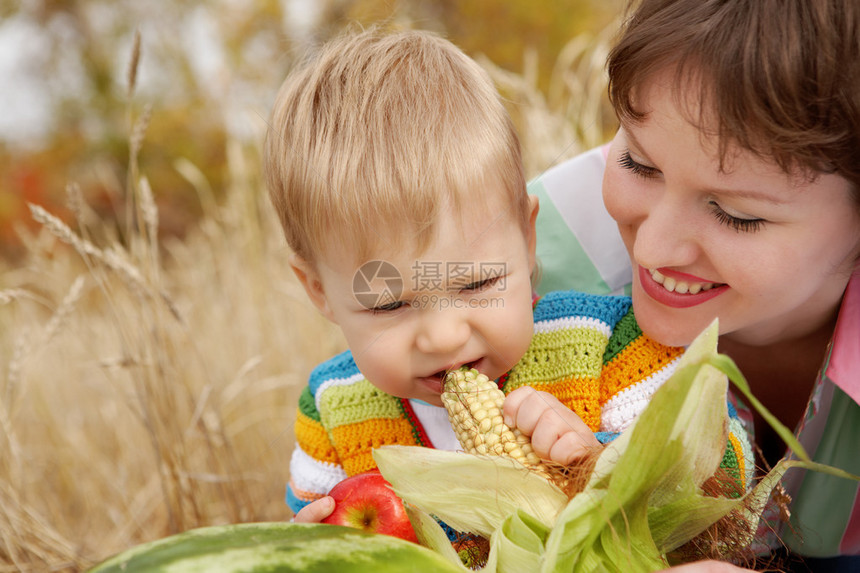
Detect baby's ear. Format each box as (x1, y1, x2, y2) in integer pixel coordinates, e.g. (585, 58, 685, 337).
(289, 254, 335, 322)
(526, 194, 540, 270)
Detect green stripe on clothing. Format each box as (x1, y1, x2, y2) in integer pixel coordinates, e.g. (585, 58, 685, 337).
(530, 181, 612, 296)
(298, 386, 321, 422)
(782, 386, 860, 556)
(320, 379, 403, 428)
(602, 310, 642, 365)
(511, 326, 608, 384)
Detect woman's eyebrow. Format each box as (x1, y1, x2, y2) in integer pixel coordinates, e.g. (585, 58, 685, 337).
(622, 128, 655, 165)
(703, 185, 787, 205)
(624, 126, 787, 206)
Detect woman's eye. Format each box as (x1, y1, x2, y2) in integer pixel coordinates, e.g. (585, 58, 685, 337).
(709, 202, 766, 233)
(618, 150, 660, 179)
(461, 275, 501, 293)
(370, 300, 406, 314)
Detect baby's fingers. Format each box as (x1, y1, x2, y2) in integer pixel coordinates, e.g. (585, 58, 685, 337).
(502, 386, 561, 436)
(545, 425, 600, 466)
(292, 496, 334, 523)
(503, 386, 599, 464)
(529, 404, 599, 462)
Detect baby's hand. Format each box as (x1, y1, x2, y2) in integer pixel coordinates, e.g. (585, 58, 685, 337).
(292, 496, 335, 523)
(503, 386, 600, 465)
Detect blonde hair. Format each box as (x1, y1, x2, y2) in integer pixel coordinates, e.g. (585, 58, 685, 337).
(264, 28, 528, 264)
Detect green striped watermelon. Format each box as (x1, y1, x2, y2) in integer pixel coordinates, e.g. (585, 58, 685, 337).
(88, 522, 464, 572)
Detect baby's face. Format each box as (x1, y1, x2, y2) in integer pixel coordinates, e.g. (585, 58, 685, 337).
(311, 195, 539, 406)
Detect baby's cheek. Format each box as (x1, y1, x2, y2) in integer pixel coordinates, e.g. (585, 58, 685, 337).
(352, 349, 398, 393)
(502, 310, 535, 371)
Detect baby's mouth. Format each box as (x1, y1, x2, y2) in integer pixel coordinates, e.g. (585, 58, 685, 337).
(428, 360, 480, 383)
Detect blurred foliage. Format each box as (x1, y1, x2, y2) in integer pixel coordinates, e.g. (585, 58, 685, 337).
(0, 0, 623, 262)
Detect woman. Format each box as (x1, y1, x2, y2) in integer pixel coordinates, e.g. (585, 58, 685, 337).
(532, 0, 860, 569)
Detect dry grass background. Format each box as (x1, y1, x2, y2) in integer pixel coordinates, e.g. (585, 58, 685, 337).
(0, 24, 615, 572)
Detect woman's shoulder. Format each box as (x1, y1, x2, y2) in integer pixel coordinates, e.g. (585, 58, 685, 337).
(528, 145, 609, 196)
(529, 145, 632, 296)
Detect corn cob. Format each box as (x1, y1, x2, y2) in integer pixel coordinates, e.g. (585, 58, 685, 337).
(441, 368, 553, 479)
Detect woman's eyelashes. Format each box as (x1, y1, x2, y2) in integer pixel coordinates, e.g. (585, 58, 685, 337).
(708, 202, 766, 233)
(619, 149, 766, 233)
(618, 150, 660, 179)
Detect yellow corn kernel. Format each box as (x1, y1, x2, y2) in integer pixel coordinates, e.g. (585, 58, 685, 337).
(442, 368, 552, 479)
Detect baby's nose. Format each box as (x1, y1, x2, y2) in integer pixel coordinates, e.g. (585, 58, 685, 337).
(415, 304, 471, 355)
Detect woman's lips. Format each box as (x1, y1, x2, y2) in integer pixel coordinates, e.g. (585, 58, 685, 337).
(638, 266, 728, 308)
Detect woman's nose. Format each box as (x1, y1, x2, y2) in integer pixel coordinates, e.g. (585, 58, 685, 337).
(631, 196, 699, 271)
(415, 305, 471, 355)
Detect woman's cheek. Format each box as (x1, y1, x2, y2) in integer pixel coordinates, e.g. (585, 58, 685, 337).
(602, 165, 635, 230)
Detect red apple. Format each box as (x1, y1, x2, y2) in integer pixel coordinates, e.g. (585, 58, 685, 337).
(321, 470, 418, 543)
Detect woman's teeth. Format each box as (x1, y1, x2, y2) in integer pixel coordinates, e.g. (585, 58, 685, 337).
(649, 269, 717, 295)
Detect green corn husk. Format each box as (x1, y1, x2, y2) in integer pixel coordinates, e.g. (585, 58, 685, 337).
(374, 320, 860, 572)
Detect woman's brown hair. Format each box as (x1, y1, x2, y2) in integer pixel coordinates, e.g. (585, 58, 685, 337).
(607, 0, 860, 194)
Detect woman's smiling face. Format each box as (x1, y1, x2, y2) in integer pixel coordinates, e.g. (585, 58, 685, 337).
(602, 69, 860, 348)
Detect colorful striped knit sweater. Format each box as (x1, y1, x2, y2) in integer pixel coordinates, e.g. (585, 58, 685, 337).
(287, 290, 754, 513)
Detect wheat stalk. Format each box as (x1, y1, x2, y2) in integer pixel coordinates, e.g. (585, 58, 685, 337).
(29, 203, 103, 259)
(66, 182, 85, 224)
(127, 28, 142, 98)
(0, 290, 29, 306)
(138, 176, 158, 245)
(29, 203, 147, 297)
(0, 482, 82, 571)
(39, 275, 85, 349)
(130, 103, 152, 162)
(3, 328, 28, 420)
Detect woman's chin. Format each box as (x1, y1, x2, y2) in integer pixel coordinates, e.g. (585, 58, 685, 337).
(633, 303, 708, 347)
